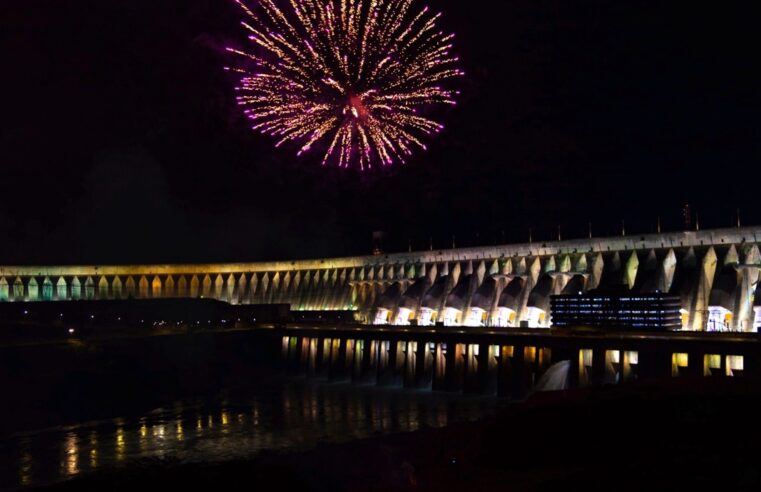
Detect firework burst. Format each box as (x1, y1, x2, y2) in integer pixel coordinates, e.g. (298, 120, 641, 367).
(226, 0, 463, 170)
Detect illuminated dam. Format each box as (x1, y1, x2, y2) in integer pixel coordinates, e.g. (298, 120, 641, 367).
(1, 226, 760, 332)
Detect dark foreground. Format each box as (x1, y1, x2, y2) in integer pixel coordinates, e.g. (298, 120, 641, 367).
(41, 378, 761, 492)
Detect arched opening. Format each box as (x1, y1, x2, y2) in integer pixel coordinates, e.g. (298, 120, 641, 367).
(0, 278, 9, 301)
(27, 278, 39, 301)
(138, 276, 149, 298)
(226, 274, 236, 303)
(214, 274, 224, 300)
(375, 282, 403, 326)
(125, 277, 137, 298)
(85, 277, 95, 300)
(71, 277, 82, 300)
(468, 277, 498, 327)
(112, 277, 123, 299)
(98, 277, 109, 299)
(708, 266, 739, 332)
(202, 275, 212, 297)
(152, 276, 162, 298)
(56, 277, 67, 299)
(190, 276, 200, 297)
(526, 274, 555, 328)
(165, 276, 175, 297)
(270, 273, 281, 303)
(13, 277, 25, 300)
(496, 277, 526, 327)
(237, 275, 248, 305)
(259, 274, 270, 304)
(177, 276, 188, 297)
(42, 277, 54, 300)
(249, 274, 259, 305)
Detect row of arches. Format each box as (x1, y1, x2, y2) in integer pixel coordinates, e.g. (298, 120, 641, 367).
(1, 242, 759, 330)
(0, 271, 360, 311)
(370, 244, 761, 332)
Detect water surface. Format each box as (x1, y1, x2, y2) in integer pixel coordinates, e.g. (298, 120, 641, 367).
(1, 381, 502, 489)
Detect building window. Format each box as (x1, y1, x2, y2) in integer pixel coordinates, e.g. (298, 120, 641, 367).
(726, 356, 744, 377)
(672, 353, 689, 377)
(704, 354, 722, 376)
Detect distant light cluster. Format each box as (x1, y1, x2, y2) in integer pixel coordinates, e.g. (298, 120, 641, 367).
(227, 0, 463, 170)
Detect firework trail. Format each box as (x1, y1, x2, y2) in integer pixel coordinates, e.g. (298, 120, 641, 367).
(226, 0, 463, 170)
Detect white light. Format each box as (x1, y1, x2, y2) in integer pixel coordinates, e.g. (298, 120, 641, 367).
(68, 328, 75, 334)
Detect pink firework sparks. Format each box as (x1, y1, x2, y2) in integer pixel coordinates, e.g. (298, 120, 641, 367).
(226, 0, 463, 170)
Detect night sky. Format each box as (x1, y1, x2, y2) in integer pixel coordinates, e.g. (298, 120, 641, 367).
(2, 1, 759, 264)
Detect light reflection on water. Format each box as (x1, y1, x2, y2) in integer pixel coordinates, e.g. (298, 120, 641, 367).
(0, 382, 500, 489)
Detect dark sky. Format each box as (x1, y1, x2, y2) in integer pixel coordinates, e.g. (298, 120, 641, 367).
(2, 1, 759, 264)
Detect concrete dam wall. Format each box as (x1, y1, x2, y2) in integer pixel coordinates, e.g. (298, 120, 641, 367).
(1, 227, 760, 332)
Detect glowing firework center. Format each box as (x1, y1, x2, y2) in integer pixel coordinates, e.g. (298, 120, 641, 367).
(346, 94, 369, 120)
(227, 0, 463, 170)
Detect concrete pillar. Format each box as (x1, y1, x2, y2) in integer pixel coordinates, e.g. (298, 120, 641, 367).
(479, 344, 499, 395)
(359, 339, 378, 383)
(538, 347, 552, 378)
(403, 341, 418, 388)
(638, 350, 672, 379)
(317, 338, 331, 378)
(345, 339, 357, 380)
(522, 346, 538, 389)
(743, 353, 761, 378)
(393, 340, 406, 386)
(281, 336, 290, 360)
(307, 338, 319, 376)
(432, 343, 448, 391)
(463, 343, 480, 394)
(684, 351, 706, 377)
(497, 346, 515, 397)
(350, 340, 367, 382)
(376, 340, 392, 385)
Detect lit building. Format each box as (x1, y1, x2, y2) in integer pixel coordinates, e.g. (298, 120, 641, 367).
(551, 290, 682, 331)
